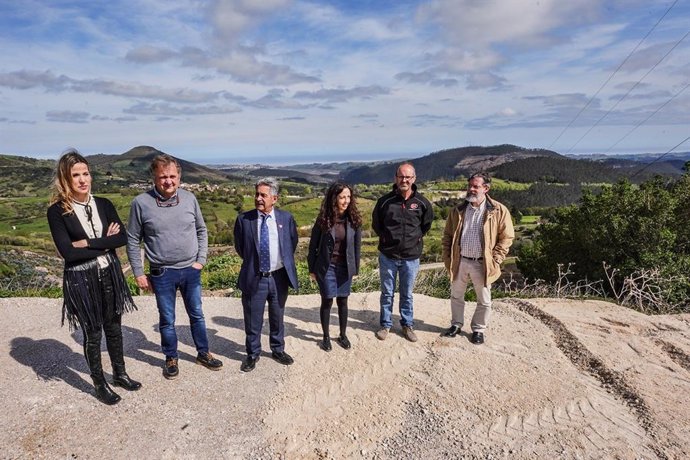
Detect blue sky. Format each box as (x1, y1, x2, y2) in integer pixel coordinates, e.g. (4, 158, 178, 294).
(0, 0, 688, 164)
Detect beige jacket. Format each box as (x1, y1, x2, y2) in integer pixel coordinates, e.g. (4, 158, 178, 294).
(442, 196, 514, 286)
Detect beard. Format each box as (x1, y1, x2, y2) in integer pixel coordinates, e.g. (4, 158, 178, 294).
(465, 193, 479, 203)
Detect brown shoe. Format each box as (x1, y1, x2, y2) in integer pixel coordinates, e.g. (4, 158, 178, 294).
(196, 352, 223, 370)
(164, 357, 179, 380)
(402, 326, 418, 342)
(375, 327, 390, 341)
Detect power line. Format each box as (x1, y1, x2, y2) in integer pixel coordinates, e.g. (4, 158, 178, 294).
(629, 135, 690, 179)
(565, 29, 690, 154)
(603, 81, 689, 154)
(547, 0, 679, 151)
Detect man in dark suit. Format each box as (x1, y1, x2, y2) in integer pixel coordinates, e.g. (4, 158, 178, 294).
(234, 177, 299, 372)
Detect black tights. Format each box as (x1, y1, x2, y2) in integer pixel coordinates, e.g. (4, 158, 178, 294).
(319, 296, 349, 338)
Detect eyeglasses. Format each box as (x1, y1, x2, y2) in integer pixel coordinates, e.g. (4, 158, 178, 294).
(156, 195, 180, 207)
(396, 175, 415, 180)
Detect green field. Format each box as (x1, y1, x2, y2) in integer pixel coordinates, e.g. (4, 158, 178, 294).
(520, 215, 540, 224)
(427, 178, 530, 192)
(0, 182, 535, 253)
(1, 181, 537, 298)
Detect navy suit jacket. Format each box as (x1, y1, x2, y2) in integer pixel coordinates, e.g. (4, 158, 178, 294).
(234, 208, 299, 294)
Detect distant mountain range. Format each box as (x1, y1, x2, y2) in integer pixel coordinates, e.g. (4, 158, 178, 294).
(1, 144, 687, 197)
(291, 144, 687, 185)
(339, 144, 563, 184)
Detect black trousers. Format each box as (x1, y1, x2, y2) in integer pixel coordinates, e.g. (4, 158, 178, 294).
(76, 270, 125, 383)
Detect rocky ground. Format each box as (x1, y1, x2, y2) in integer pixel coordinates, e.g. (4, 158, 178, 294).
(1, 293, 689, 459)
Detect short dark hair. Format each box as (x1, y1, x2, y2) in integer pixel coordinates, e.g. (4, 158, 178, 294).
(469, 172, 491, 186)
(149, 154, 181, 177)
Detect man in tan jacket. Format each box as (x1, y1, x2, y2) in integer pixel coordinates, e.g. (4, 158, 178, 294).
(441, 172, 514, 344)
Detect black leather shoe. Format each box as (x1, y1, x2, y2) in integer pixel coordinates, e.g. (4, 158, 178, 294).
(320, 337, 332, 352)
(113, 372, 142, 391)
(471, 332, 485, 344)
(336, 335, 351, 350)
(164, 357, 179, 380)
(271, 351, 294, 366)
(442, 325, 461, 337)
(240, 355, 259, 372)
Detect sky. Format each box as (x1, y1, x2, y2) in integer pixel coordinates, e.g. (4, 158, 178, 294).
(1, 0, 689, 164)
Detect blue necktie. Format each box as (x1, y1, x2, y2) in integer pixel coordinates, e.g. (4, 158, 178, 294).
(259, 214, 270, 272)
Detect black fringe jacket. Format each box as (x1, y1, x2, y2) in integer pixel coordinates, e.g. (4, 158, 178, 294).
(47, 197, 136, 330)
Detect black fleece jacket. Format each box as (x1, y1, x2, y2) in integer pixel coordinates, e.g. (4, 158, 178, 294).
(371, 184, 434, 260)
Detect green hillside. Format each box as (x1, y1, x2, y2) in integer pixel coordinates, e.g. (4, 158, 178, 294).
(340, 144, 560, 184)
(0, 155, 55, 197)
(87, 145, 231, 186)
(339, 144, 680, 185)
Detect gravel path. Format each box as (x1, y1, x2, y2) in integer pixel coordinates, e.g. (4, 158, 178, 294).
(1, 294, 689, 459)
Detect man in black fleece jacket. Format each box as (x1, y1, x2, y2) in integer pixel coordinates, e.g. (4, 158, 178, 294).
(372, 162, 433, 342)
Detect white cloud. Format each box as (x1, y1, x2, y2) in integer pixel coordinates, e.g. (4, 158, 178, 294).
(208, 0, 292, 45)
(1, 0, 687, 160)
(466, 72, 507, 90)
(0, 70, 224, 103)
(498, 107, 518, 117)
(46, 110, 90, 123)
(417, 0, 600, 49)
(293, 85, 390, 103)
(123, 102, 242, 116)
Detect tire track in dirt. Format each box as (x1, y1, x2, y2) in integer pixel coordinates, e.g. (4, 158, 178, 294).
(505, 298, 669, 459)
(262, 320, 428, 457)
(476, 376, 656, 457)
(656, 339, 690, 373)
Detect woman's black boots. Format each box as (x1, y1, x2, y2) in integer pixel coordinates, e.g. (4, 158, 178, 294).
(112, 371, 142, 391)
(84, 335, 121, 405)
(105, 324, 142, 391)
(92, 374, 122, 405)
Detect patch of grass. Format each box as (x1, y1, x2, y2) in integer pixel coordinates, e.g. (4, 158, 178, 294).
(520, 215, 540, 224)
(490, 178, 531, 191)
(280, 197, 323, 228)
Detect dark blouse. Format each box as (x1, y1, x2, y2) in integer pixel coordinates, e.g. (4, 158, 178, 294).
(330, 217, 346, 264)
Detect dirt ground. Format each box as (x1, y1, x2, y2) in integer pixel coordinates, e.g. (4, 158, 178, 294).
(1, 293, 689, 459)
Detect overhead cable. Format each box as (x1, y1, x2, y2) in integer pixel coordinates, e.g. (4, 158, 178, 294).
(629, 135, 690, 179)
(603, 81, 689, 154)
(547, 0, 679, 150)
(565, 29, 690, 154)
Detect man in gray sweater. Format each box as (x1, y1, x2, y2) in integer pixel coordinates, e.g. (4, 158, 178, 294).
(126, 154, 222, 379)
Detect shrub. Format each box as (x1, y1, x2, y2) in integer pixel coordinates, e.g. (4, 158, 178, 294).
(517, 176, 690, 311)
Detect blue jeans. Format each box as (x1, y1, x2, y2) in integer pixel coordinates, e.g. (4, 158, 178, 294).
(149, 266, 209, 358)
(378, 254, 420, 328)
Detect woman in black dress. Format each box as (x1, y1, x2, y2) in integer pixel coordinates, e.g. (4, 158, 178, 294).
(307, 182, 362, 351)
(47, 149, 140, 405)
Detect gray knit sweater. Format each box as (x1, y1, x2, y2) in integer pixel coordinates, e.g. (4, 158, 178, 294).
(126, 188, 208, 277)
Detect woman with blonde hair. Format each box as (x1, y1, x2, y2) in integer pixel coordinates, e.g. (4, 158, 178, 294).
(47, 149, 139, 405)
(308, 182, 362, 351)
